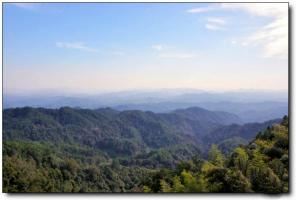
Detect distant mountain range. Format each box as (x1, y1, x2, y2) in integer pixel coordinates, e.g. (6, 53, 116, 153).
(114, 101, 287, 123)
(4, 89, 288, 107)
(3, 90, 288, 123)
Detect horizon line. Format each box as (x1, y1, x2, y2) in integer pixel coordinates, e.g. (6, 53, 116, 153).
(3, 87, 289, 96)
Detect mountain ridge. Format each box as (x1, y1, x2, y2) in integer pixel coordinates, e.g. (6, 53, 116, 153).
(3, 106, 279, 159)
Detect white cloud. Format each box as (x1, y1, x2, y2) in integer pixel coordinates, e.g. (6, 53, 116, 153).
(10, 3, 39, 10)
(186, 6, 215, 13)
(231, 40, 237, 45)
(56, 42, 98, 52)
(205, 23, 226, 31)
(206, 17, 226, 25)
(159, 53, 196, 59)
(244, 17, 288, 58)
(152, 44, 165, 51)
(205, 17, 227, 31)
(221, 3, 286, 18)
(221, 3, 288, 59)
(187, 3, 288, 58)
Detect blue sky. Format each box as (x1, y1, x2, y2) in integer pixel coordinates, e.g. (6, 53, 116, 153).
(3, 3, 288, 93)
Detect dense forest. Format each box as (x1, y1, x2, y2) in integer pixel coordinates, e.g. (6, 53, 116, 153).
(142, 116, 289, 193)
(2, 107, 289, 193)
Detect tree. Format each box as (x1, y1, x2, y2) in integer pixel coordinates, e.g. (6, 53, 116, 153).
(250, 167, 282, 193)
(143, 185, 152, 193)
(224, 170, 252, 192)
(171, 176, 185, 192)
(160, 179, 172, 192)
(269, 159, 285, 179)
(181, 170, 198, 192)
(205, 168, 252, 192)
(208, 144, 225, 167)
(281, 115, 288, 127)
(233, 147, 249, 176)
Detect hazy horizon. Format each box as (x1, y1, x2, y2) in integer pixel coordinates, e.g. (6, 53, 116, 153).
(4, 3, 288, 93)
(3, 87, 289, 96)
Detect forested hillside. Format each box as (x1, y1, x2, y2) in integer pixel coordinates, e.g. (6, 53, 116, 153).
(3, 107, 277, 154)
(2, 107, 287, 193)
(142, 116, 289, 193)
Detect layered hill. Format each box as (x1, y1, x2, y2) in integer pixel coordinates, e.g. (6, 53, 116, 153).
(3, 106, 278, 159)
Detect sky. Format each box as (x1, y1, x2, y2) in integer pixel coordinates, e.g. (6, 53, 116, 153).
(3, 2, 289, 94)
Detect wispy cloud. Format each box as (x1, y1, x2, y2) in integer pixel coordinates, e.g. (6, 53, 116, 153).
(205, 17, 227, 31)
(221, 3, 286, 18)
(159, 53, 196, 59)
(10, 3, 39, 10)
(186, 6, 215, 13)
(206, 17, 226, 25)
(205, 24, 225, 31)
(56, 42, 98, 52)
(152, 44, 174, 51)
(231, 40, 237, 45)
(152, 44, 165, 51)
(221, 3, 288, 59)
(186, 3, 288, 59)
